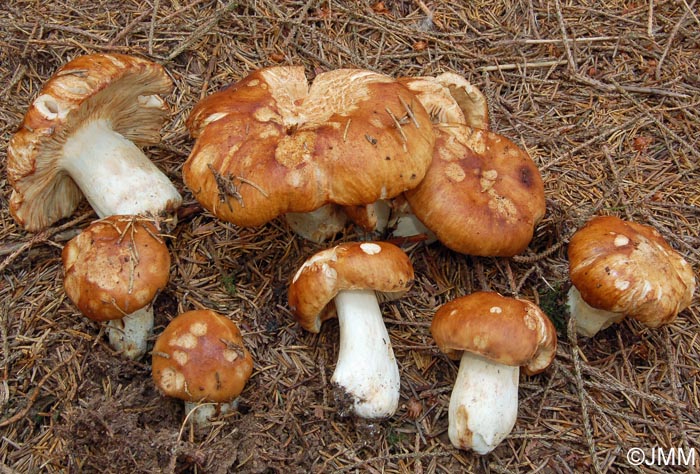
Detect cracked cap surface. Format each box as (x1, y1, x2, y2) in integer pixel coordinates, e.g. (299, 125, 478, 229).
(183, 66, 435, 227)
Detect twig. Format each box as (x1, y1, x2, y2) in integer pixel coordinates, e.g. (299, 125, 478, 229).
(478, 60, 568, 73)
(656, 0, 696, 80)
(565, 315, 603, 474)
(0, 351, 77, 428)
(166, 0, 240, 60)
(512, 240, 566, 263)
(0, 212, 93, 273)
(107, 8, 153, 46)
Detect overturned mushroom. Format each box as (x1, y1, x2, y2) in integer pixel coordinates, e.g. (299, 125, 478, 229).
(288, 241, 414, 418)
(62, 215, 171, 359)
(567, 215, 695, 337)
(7, 53, 182, 232)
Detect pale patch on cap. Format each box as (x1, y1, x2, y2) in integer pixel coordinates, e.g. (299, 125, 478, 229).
(172, 332, 198, 349)
(613, 234, 630, 247)
(190, 322, 208, 337)
(173, 350, 188, 366)
(360, 242, 382, 255)
(159, 367, 185, 392)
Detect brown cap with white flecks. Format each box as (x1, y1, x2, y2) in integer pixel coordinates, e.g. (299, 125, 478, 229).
(183, 66, 435, 227)
(152, 310, 254, 403)
(288, 241, 414, 333)
(431, 292, 557, 375)
(404, 125, 546, 256)
(568, 215, 695, 327)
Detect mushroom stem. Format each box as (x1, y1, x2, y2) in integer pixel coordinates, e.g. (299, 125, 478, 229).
(184, 399, 239, 428)
(285, 204, 347, 243)
(106, 305, 154, 360)
(567, 286, 625, 337)
(449, 351, 519, 454)
(61, 119, 182, 219)
(331, 289, 400, 419)
(388, 201, 437, 243)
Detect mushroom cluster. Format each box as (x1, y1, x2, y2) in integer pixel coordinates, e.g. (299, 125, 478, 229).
(6, 54, 696, 457)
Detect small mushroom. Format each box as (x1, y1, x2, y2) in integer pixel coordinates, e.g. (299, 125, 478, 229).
(183, 66, 435, 242)
(431, 292, 557, 454)
(152, 309, 254, 427)
(7, 53, 182, 232)
(288, 241, 414, 419)
(62, 215, 171, 359)
(567, 215, 695, 337)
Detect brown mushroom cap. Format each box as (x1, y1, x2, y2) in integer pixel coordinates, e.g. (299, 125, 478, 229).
(152, 310, 254, 403)
(288, 241, 415, 333)
(183, 66, 435, 227)
(404, 125, 545, 256)
(62, 215, 171, 321)
(568, 215, 696, 327)
(8, 54, 173, 232)
(431, 292, 557, 375)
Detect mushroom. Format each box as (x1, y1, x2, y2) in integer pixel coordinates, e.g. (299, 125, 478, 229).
(376, 73, 545, 255)
(152, 309, 254, 427)
(430, 292, 557, 454)
(343, 71, 490, 237)
(62, 215, 171, 359)
(183, 66, 435, 242)
(401, 125, 546, 256)
(288, 241, 414, 418)
(7, 53, 182, 232)
(567, 215, 696, 337)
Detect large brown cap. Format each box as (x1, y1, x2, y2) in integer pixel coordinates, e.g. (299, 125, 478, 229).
(8, 54, 173, 232)
(62, 215, 171, 321)
(431, 292, 557, 375)
(152, 310, 254, 403)
(183, 66, 435, 227)
(288, 241, 414, 333)
(399, 72, 489, 129)
(404, 125, 545, 256)
(568, 215, 695, 327)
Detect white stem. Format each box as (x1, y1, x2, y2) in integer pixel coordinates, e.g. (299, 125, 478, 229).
(61, 120, 182, 218)
(391, 214, 437, 243)
(331, 289, 400, 419)
(567, 286, 625, 337)
(106, 305, 154, 360)
(285, 204, 347, 243)
(184, 399, 239, 428)
(449, 351, 519, 454)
